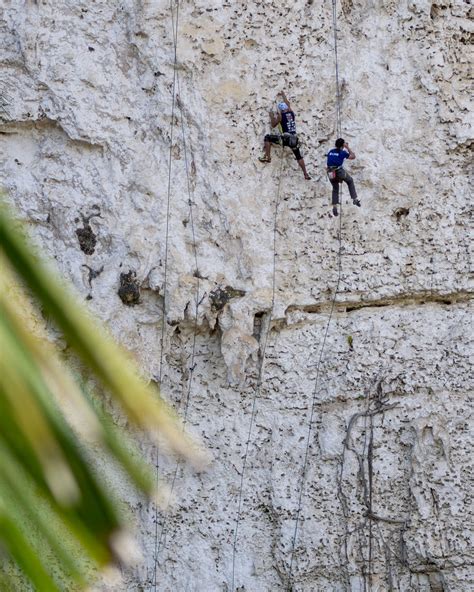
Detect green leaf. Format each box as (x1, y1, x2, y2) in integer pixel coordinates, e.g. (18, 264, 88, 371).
(0, 202, 202, 589)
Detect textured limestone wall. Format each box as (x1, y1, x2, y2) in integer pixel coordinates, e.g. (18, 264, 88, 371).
(1, 1, 472, 591)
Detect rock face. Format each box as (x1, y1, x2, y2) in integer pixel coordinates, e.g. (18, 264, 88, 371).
(1, 1, 472, 591)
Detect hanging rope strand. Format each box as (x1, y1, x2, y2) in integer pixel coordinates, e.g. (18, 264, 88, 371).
(231, 143, 285, 591)
(158, 0, 180, 383)
(176, 70, 201, 423)
(332, 0, 342, 138)
(286, 1, 344, 588)
(152, 1, 180, 589)
(286, 214, 342, 589)
(155, 51, 203, 568)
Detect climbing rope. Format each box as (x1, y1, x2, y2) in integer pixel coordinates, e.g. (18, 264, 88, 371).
(152, 0, 180, 589)
(154, 35, 203, 571)
(286, 1, 344, 588)
(332, 0, 342, 138)
(175, 78, 201, 423)
(157, 0, 180, 385)
(231, 142, 285, 591)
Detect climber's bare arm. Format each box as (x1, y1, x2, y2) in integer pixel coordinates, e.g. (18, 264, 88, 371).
(280, 91, 292, 111)
(344, 142, 356, 160)
(269, 110, 281, 128)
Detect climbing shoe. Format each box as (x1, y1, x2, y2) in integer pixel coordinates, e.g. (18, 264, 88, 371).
(332, 206, 339, 217)
(258, 155, 271, 163)
(353, 198, 361, 207)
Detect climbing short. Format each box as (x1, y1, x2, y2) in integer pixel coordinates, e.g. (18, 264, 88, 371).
(264, 133, 302, 161)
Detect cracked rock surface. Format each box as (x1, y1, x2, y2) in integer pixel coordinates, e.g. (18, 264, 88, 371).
(1, 1, 472, 590)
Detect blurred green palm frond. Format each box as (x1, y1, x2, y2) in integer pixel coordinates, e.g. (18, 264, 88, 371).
(0, 204, 200, 591)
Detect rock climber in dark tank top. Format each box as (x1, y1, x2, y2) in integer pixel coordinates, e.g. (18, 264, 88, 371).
(258, 91, 311, 180)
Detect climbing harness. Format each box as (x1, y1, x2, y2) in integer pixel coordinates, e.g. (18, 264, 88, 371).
(281, 132, 299, 149)
(231, 142, 285, 591)
(286, 1, 344, 588)
(327, 165, 342, 181)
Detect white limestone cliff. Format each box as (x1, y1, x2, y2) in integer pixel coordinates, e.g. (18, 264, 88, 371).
(1, 1, 472, 590)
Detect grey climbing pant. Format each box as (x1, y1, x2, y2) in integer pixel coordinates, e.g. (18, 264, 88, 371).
(330, 168, 358, 205)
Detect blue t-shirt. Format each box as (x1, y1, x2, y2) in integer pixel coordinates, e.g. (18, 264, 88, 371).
(280, 110, 296, 134)
(327, 148, 349, 167)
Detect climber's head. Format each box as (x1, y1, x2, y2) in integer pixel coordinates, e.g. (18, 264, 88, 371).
(277, 102, 289, 112)
(335, 138, 345, 149)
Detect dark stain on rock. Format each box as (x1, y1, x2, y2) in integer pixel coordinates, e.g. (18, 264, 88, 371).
(193, 269, 207, 280)
(209, 285, 246, 312)
(394, 207, 410, 222)
(76, 223, 96, 254)
(75, 207, 101, 255)
(82, 264, 104, 289)
(252, 311, 265, 340)
(118, 270, 140, 306)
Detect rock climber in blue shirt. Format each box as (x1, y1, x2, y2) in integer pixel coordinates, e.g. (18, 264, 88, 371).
(258, 91, 311, 180)
(327, 138, 360, 216)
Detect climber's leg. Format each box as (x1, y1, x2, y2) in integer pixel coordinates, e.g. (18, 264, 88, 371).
(343, 172, 360, 206)
(297, 158, 311, 180)
(292, 147, 311, 180)
(331, 180, 339, 205)
(331, 180, 339, 216)
(259, 134, 280, 163)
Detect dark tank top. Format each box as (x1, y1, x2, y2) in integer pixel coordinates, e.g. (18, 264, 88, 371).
(280, 110, 296, 134)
